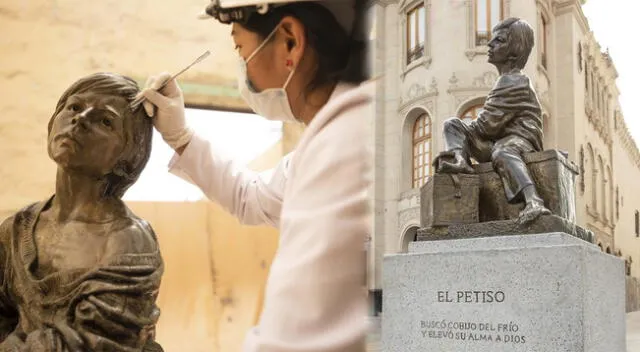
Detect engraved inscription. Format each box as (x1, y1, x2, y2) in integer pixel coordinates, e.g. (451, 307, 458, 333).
(437, 290, 505, 303)
(419, 319, 526, 344)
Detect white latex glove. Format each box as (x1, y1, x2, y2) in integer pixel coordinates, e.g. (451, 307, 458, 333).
(138, 72, 194, 150)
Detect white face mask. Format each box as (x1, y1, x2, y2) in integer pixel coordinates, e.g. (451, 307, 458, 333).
(237, 26, 297, 122)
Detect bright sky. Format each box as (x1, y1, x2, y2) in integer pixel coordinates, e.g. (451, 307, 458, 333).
(123, 108, 282, 202)
(581, 0, 640, 141)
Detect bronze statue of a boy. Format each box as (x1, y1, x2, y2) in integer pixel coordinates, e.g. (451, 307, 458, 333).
(434, 17, 551, 224)
(0, 73, 164, 351)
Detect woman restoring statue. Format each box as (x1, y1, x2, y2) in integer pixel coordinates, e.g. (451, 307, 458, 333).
(0, 72, 164, 351)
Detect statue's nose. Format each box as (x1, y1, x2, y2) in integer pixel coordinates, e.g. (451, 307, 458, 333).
(71, 106, 94, 126)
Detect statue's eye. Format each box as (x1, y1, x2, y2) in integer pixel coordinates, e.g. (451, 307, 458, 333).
(69, 104, 82, 112)
(102, 118, 112, 127)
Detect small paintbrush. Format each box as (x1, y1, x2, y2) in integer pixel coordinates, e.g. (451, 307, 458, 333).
(130, 50, 211, 109)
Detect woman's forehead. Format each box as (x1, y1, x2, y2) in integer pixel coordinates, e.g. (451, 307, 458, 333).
(230, 23, 258, 41)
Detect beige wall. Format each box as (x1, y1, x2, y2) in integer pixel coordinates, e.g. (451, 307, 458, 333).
(125, 201, 279, 352)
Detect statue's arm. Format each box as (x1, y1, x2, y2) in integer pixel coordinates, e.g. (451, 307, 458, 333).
(0, 217, 18, 342)
(475, 74, 532, 139)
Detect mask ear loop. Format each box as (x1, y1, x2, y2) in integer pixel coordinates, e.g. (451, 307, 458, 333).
(246, 25, 279, 64)
(282, 63, 296, 90)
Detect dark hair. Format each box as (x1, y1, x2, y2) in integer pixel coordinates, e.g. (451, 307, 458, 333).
(48, 72, 153, 198)
(493, 17, 535, 69)
(239, 0, 370, 94)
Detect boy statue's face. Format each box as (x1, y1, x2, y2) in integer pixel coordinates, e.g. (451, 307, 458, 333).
(48, 91, 129, 177)
(487, 28, 511, 66)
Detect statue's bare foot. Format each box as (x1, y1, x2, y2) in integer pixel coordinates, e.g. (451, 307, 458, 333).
(518, 200, 551, 225)
(436, 152, 474, 174)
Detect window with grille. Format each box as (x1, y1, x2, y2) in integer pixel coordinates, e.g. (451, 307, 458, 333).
(406, 4, 426, 65)
(412, 114, 432, 188)
(541, 16, 548, 69)
(475, 0, 503, 46)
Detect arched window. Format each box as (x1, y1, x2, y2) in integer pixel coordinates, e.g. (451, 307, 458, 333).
(579, 146, 585, 194)
(635, 210, 639, 237)
(542, 113, 551, 145)
(540, 15, 548, 69)
(586, 144, 596, 210)
(460, 104, 483, 123)
(607, 167, 613, 223)
(598, 156, 606, 220)
(401, 226, 420, 252)
(584, 61, 589, 92)
(475, 0, 504, 46)
(616, 186, 619, 219)
(413, 114, 432, 188)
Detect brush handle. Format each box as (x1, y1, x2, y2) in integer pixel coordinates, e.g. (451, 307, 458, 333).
(130, 50, 211, 109)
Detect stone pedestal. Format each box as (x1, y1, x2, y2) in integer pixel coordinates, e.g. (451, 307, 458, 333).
(382, 233, 626, 352)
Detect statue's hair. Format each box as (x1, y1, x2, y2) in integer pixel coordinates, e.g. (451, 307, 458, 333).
(493, 17, 535, 69)
(48, 72, 153, 198)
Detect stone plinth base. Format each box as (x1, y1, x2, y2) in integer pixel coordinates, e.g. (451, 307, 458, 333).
(382, 233, 626, 352)
(418, 214, 595, 243)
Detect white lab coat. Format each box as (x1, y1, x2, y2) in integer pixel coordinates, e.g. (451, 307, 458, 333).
(167, 81, 373, 351)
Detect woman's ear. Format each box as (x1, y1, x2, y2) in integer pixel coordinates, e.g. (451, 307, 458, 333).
(278, 16, 306, 67)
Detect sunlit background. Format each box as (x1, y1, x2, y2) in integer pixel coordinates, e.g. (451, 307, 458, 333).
(124, 109, 283, 202)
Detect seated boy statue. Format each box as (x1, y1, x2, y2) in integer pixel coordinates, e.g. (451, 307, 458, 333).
(0, 73, 164, 351)
(433, 17, 551, 224)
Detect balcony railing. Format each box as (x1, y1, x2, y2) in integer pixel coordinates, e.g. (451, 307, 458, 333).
(476, 31, 490, 46)
(407, 44, 424, 65)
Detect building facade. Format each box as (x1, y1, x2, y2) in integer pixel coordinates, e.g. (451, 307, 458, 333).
(368, 0, 640, 313)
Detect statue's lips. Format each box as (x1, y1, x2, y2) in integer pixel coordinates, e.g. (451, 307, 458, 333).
(55, 133, 82, 147)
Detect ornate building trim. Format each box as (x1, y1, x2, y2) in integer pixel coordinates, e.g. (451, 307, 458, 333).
(447, 71, 495, 114)
(399, 78, 438, 111)
(614, 111, 640, 171)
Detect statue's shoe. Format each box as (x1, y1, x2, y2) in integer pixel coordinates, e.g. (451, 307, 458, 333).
(517, 201, 552, 225)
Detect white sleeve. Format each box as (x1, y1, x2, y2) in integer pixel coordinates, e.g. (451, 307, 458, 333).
(242, 104, 371, 351)
(167, 132, 289, 227)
